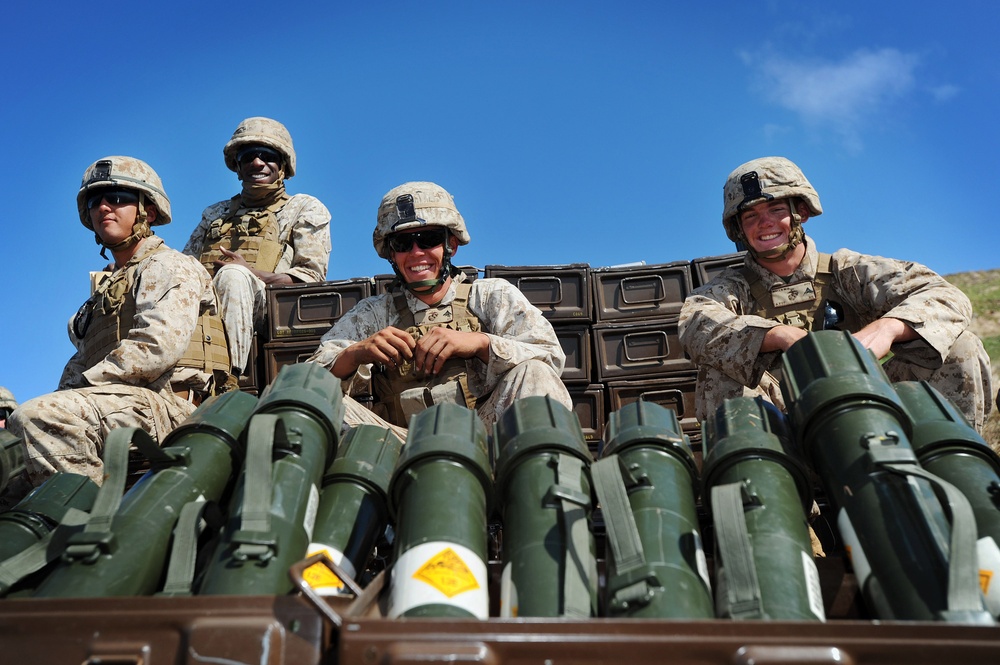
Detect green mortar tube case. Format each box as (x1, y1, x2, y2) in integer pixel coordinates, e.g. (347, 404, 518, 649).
(702, 396, 823, 620)
(494, 395, 597, 618)
(0, 429, 25, 496)
(388, 402, 493, 619)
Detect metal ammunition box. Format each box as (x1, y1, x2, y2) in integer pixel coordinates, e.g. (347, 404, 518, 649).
(568, 383, 605, 451)
(374, 265, 479, 295)
(237, 335, 261, 392)
(484, 263, 592, 322)
(263, 340, 323, 385)
(606, 372, 700, 456)
(591, 318, 694, 381)
(267, 278, 373, 340)
(555, 324, 593, 384)
(591, 261, 692, 322)
(690, 251, 746, 288)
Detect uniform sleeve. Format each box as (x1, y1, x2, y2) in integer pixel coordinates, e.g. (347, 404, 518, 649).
(467, 279, 566, 395)
(82, 254, 208, 387)
(678, 272, 781, 387)
(283, 195, 331, 283)
(305, 295, 394, 392)
(831, 249, 973, 367)
(181, 205, 220, 258)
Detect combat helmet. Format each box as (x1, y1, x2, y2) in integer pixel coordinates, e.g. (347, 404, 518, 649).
(373, 182, 470, 259)
(76, 156, 172, 229)
(223, 117, 297, 177)
(722, 157, 822, 257)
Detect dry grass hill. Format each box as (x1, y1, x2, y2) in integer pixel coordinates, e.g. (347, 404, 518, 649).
(946, 268, 1000, 449)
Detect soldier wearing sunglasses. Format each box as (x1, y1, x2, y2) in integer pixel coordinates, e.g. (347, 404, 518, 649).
(308, 181, 571, 435)
(4, 157, 230, 503)
(183, 117, 331, 379)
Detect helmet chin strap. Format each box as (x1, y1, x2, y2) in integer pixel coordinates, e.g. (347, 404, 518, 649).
(96, 193, 154, 260)
(739, 198, 805, 264)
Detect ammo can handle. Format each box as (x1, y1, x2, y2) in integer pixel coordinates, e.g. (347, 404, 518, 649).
(515, 276, 563, 305)
(619, 275, 664, 305)
(623, 331, 669, 363)
(296, 292, 343, 323)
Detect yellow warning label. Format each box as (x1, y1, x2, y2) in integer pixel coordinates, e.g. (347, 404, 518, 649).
(413, 547, 480, 598)
(303, 561, 344, 591)
(980, 569, 992, 595)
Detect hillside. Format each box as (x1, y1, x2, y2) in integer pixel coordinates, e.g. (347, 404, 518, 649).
(946, 268, 1000, 449)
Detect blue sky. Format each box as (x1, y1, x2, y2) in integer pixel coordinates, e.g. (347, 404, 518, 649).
(2, 1, 998, 405)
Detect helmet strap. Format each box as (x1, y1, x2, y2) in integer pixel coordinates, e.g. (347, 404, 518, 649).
(95, 193, 154, 260)
(739, 198, 805, 264)
(391, 230, 454, 296)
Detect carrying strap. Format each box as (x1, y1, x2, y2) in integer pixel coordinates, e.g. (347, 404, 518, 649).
(591, 456, 658, 610)
(0, 507, 90, 596)
(711, 481, 765, 619)
(159, 499, 222, 596)
(63, 427, 187, 563)
(864, 432, 984, 616)
(543, 453, 594, 618)
(231, 413, 279, 562)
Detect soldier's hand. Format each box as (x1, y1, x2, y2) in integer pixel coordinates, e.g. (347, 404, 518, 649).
(214, 247, 250, 269)
(853, 317, 916, 360)
(332, 327, 415, 379)
(414, 328, 490, 375)
(761, 325, 808, 353)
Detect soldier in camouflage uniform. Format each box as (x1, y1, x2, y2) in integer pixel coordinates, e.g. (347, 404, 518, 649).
(6, 157, 230, 491)
(0, 387, 16, 429)
(184, 117, 332, 376)
(307, 181, 571, 436)
(679, 156, 993, 431)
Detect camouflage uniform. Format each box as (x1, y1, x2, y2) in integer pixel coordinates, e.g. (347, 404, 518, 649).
(8, 236, 220, 487)
(307, 275, 571, 432)
(183, 117, 331, 373)
(679, 237, 993, 430)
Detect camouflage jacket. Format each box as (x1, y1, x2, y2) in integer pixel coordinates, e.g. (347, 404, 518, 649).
(307, 276, 566, 398)
(60, 236, 219, 393)
(678, 236, 973, 388)
(183, 193, 331, 283)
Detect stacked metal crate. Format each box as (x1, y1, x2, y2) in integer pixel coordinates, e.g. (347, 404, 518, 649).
(249, 278, 374, 392)
(483, 264, 603, 453)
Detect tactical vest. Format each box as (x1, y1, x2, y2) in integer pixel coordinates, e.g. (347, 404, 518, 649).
(371, 283, 482, 427)
(74, 245, 231, 390)
(198, 194, 288, 276)
(740, 253, 862, 332)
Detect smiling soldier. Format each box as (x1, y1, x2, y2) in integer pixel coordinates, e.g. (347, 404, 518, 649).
(307, 181, 570, 436)
(184, 117, 331, 381)
(679, 156, 992, 432)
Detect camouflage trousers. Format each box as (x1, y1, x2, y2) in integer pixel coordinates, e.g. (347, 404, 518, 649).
(214, 263, 267, 374)
(6, 385, 197, 492)
(695, 329, 993, 432)
(342, 359, 573, 439)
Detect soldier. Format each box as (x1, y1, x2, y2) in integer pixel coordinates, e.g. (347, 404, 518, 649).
(308, 181, 571, 436)
(0, 387, 15, 429)
(679, 156, 993, 431)
(184, 116, 332, 378)
(6, 157, 230, 490)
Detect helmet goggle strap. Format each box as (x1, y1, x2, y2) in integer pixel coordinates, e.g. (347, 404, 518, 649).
(95, 191, 154, 260)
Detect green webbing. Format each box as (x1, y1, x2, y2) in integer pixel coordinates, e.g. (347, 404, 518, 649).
(711, 482, 764, 619)
(0, 508, 90, 595)
(232, 413, 278, 561)
(591, 456, 646, 574)
(159, 499, 216, 596)
(550, 453, 593, 619)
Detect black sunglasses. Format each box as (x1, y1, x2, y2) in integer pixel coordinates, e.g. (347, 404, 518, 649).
(387, 229, 448, 253)
(86, 189, 140, 210)
(237, 146, 282, 166)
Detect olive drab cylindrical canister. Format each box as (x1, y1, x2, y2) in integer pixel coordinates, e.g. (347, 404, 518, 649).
(388, 402, 493, 619)
(702, 396, 824, 621)
(305, 424, 403, 596)
(33, 390, 258, 598)
(596, 399, 713, 619)
(781, 330, 992, 624)
(0, 473, 99, 597)
(0, 429, 25, 495)
(894, 380, 1000, 616)
(199, 363, 344, 596)
(494, 396, 596, 619)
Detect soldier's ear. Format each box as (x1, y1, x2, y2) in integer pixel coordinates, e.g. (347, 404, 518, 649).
(146, 205, 158, 224)
(795, 200, 810, 223)
(448, 236, 459, 255)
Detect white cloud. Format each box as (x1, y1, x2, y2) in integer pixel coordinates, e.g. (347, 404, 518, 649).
(742, 48, 921, 151)
(929, 84, 960, 102)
